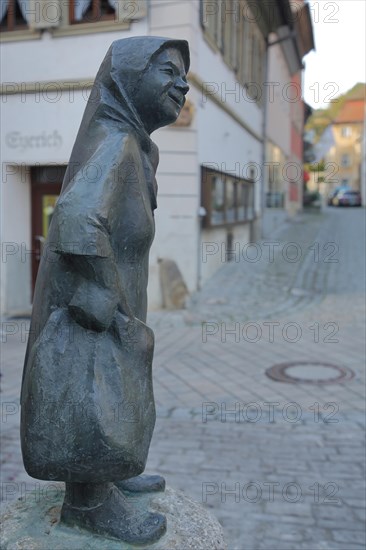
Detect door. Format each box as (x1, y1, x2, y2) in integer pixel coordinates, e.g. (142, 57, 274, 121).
(31, 166, 66, 294)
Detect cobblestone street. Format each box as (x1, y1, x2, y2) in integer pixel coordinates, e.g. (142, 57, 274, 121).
(1, 207, 365, 549)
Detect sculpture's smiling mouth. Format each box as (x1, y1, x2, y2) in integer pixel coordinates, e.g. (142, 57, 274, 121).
(168, 92, 184, 108)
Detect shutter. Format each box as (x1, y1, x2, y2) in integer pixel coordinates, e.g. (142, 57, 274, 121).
(28, 0, 61, 29)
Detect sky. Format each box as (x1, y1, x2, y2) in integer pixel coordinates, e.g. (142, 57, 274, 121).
(302, 0, 366, 109)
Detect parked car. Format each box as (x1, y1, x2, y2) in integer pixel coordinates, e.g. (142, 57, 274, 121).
(333, 190, 362, 207)
(304, 191, 321, 208)
(327, 186, 349, 206)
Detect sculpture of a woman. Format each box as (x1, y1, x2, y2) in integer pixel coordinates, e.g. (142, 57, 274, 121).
(20, 36, 190, 544)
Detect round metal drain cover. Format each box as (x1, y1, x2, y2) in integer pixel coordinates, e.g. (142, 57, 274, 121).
(266, 361, 355, 385)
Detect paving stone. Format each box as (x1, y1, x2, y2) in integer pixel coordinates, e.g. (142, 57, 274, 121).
(332, 529, 366, 544)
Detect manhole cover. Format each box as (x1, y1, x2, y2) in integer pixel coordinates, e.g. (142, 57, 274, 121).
(266, 361, 355, 384)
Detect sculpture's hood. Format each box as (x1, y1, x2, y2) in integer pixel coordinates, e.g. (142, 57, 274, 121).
(96, 36, 190, 144)
(61, 36, 190, 193)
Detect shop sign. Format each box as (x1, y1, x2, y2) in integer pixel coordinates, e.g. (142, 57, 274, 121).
(5, 131, 63, 151)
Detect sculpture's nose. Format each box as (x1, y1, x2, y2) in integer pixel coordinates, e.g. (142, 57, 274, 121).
(176, 77, 189, 95)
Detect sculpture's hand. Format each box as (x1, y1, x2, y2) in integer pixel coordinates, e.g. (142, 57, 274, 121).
(67, 255, 132, 332)
(69, 282, 119, 332)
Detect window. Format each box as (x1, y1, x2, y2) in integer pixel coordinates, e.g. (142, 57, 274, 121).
(201, 1, 265, 103)
(341, 126, 352, 138)
(0, 0, 29, 32)
(70, 0, 116, 24)
(70, 0, 146, 25)
(1, 0, 146, 36)
(201, 165, 255, 227)
(341, 154, 350, 167)
(226, 177, 236, 222)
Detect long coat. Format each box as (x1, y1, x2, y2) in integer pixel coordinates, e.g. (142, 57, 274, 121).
(20, 37, 190, 483)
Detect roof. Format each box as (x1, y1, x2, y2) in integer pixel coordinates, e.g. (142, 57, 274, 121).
(294, 2, 315, 57)
(333, 99, 365, 124)
(254, 0, 305, 35)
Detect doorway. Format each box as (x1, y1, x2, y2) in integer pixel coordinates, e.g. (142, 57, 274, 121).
(31, 166, 66, 294)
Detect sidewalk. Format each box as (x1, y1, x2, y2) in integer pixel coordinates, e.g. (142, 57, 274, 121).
(1, 207, 365, 549)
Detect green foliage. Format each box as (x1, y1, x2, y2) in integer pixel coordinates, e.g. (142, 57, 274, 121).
(308, 160, 325, 172)
(305, 82, 366, 142)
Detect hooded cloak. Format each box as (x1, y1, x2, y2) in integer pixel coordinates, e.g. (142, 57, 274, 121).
(20, 37, 190, 482)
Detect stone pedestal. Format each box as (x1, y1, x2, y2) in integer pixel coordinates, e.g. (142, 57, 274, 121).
(1, 485, 226, 549)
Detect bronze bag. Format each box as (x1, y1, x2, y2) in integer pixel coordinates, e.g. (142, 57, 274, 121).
(21, 308, 156, 483)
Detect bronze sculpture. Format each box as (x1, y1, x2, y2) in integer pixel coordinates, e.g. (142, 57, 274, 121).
(20, 36, 190, 544)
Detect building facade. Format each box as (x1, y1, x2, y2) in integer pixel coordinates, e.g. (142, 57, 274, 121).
(1, 0, 312, 316)
(326, 99, 365, 192)
(264, 0, 313, 218)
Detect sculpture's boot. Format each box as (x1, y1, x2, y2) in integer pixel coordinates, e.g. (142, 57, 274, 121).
(115, 474, 165, 493)
(61, 482, 166, 544)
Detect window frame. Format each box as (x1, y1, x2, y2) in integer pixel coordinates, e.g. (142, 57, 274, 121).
(69, 0, 116, 25)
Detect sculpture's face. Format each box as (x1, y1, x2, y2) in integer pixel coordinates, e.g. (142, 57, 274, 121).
(132, 48, 189, 134)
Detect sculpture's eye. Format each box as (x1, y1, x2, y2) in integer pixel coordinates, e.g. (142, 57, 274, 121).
(161, 68, 174, 76)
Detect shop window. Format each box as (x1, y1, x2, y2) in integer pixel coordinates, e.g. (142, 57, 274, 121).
(0, 0, 29, 32)
(211, 174, 225, 225)
(201, 166, 255, 227)
(226, 177, 236, 222)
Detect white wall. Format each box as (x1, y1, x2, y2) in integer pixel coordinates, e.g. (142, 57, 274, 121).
(1, 166, 32, 316)
(147, 0, 200, 308)
(1, 20, 148, 83)
(200, 223, 251, 285)
(197, 96, 262, 188)
(266, 37, 291, 160)
(148, 122, 200, 310)
(1, 90, 88, 165)
(197, 36, 262, 141)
